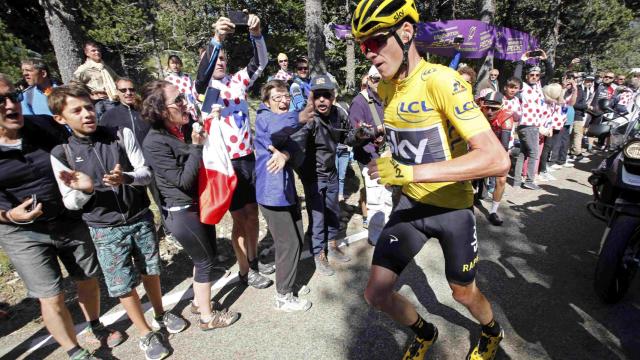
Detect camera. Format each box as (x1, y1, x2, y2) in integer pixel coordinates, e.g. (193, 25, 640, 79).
(355, 126, 376, 141)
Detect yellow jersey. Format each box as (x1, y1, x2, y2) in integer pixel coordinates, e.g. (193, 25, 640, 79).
(378, 59, 490, 209)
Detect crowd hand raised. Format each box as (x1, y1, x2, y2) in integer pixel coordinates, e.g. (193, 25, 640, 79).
(214, 17, 236, 41)
(191, 123, 207, 145)
(7, 197, 43, 223)
(103, 164, 125, 187)
(59, 169, 94, 193)
(298, 93, 316, 124)
(247, 14, 261, 36)
(368, 157, 414, 186)
(538, 49, 548, 60)
(267, 145, 289, 173)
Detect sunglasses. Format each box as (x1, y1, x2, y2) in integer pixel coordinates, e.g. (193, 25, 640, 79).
(166, 93, 186, 107)
(0, 91, 23, 105)
(279, 60, 288, 63)
(359, 30, 394, 55)
(528, 73, 541, 78)
(118, 87, 136, 93)
(490, 73, 499, 76)
(603, 76, 614, 79)
(270, 94, 291, 102)
(314, 90, 334, 99)
(369, 77, 381, 83)
(297, 66, 309, 71)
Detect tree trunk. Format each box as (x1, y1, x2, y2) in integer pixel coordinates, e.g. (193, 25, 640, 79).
(306, 0, 326, 76)
(546, 0, 562, 70)
(39, 0, 83, 83)
(474, 0, 495, 92)
(345, 36, 356, 94)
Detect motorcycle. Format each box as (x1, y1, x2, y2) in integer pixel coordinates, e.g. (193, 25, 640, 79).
(586, 94, 640, 303)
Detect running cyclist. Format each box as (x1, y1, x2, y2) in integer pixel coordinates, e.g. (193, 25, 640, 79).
(351, 1, 510, 359)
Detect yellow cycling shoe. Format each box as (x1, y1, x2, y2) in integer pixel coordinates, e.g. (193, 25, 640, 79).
(467, 329, 504, 360)
(402, 327, 438, 360)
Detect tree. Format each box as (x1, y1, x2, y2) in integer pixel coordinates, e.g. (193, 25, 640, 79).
(39, 0, 83, 83)
(0, 20, 29, 81)
(475, 0, 496, 90)
(306, 0, 327, 76)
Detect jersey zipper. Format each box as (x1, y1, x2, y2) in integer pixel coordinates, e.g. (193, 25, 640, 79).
(90, 143, 128, 224)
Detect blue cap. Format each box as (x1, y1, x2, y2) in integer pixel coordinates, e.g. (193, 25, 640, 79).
(310, 74, 336, 91)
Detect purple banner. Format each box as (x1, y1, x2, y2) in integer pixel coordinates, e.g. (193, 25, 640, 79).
(333, 20, 538, 61)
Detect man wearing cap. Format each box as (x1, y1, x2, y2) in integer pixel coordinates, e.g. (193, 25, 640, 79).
(272, 53, 293, 82)
(291, 74, 351, 276)
(569, 72, 589, 161)
(346, 66, 390, 238)
(478, 91, 515, 226)
(513, 50, 554, 190)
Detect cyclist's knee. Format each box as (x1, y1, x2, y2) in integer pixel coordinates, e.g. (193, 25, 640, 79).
(364, 285, 391, 310)
(450, 282, 477, 306)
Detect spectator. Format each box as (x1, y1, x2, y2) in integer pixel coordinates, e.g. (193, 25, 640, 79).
(20, 58, 58, 116)
(478, 91, 516, 226)
(549, 73, 578, 170)
(255, 80, 315, 312)
(291, 74, 352, 276)
(346, 66, 391, 241)
(165, 55, 201, 121)
(291, 57, 312, 98)
(335, 105, 351, 202)
(141, 80, 240, 330)
(593, 70, 616, 112)
(100, 78, 150, 145)
(569, 72, 589, 161)
(513, 49, 554, 190)
(49, 85, 187, 360)
(73, 41, 119, 119)
(272, 53, 294, 82)
(537, 83, 569, 181)
(457, 65, 477, 86)
(195, 15, 274, 289)
(614, 74, 626, 88)
(478, 68, 500, 93)
(0, 74, 123, 360)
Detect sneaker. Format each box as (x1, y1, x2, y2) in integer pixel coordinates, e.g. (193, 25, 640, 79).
(328, 240, 351, 263)
(402, 327, 439, 360)
(362, 218, 368, 229)
(563, 162, 575, 168)
(239, 269, 273, 289)
(274, 292, 312, 312)
(467, 329, 504, 360)
(522, 182, 541, 190)
(567, 156, 575, 162)
(258, 261, 276, 275)
(69, 348, 101, 360)
(293, 283, 310, 296)
(152, 311, 187, 334)
(550, 164, 563, 170)
(199, 309, 240, 331)
(538, 172, 556, 182)
(314, 253, 335, 276)
(488, 213, 503, 226)
(138, 331, 169, 360)
(189, 300, 224, 315)
(84, 323, 125, 348)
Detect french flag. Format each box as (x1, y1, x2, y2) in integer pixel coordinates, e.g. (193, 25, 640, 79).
(198, 110, 237, 225)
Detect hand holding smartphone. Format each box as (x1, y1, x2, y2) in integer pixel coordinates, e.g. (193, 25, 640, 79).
(228, 10, 249, 26)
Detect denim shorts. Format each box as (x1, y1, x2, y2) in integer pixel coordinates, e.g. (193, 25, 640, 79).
(0, 217, 100, 299)
(89, 214, 160, 297)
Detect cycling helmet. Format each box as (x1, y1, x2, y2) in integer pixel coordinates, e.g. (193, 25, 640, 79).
(351, 0, 419, 41)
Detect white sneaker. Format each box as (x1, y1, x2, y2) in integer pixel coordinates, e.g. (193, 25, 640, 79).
(275, 292, 312, 312)
(567, 157, 575, 162)
(550, 164, 563, 170)
(563, 162, 575, 168)
(539, 172, 556, 182)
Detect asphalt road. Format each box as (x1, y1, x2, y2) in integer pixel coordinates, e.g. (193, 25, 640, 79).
(2, 154, 639, 360)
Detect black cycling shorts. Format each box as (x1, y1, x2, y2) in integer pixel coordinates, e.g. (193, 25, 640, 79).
(372, 194, 479, 285)
(229, 153, 257, 212)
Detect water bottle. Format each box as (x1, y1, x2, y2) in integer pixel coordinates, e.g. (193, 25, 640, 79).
(291, 83, 306, 111)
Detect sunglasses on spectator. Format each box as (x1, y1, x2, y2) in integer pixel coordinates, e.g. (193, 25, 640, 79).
(0, 91, 24, 105)
(490, 73, 499, 76)
(118, 87, 136, 93)
(279, 60, 288, 63)
(166, 93, 186, 107)
(297, 66, 309, 71)
(271, 94, 291, 102)
(603, 76, 614, 79)
(359, 30, 394, 55)
(369, 76, 381, 83)
(528, 73, 541, 78)
(314, 90, 334, 99)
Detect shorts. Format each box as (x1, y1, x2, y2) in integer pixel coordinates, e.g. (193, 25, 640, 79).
(230, 153, 257, 212)
(0, 217, 100, 299)
(372, 194, 479, 285)
(88, 213, 161, 297)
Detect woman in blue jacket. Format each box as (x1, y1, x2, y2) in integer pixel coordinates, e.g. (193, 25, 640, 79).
(255, 80, 314, 312)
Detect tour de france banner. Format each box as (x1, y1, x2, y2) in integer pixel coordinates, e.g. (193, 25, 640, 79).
(333, 20, 539, 61)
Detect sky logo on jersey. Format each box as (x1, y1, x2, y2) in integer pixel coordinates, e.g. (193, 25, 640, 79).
(454, 101, 481, 120)
(396, 101, 434, 123)
(387, 126, 447, 164)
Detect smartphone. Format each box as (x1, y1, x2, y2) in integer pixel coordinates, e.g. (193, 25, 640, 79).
(529, 50, 543, 57)
(228, 10, 249, 26)
(453, 36, 464, 44)
(29, 194, 37, 212)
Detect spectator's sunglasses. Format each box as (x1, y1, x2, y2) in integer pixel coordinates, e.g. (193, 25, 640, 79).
(369, 76, 381, 83)
(489, 73, 499, 77)
(314, 90, 334, 99)
(0, 91, 23, 105)
(360, 29, 396, 55)
(603, 75, 614, 79)
(279, 59, 288, 63)
(118, 87, 136, 94)
(167, 93, 186, 107)
(297, 65, 309, 71)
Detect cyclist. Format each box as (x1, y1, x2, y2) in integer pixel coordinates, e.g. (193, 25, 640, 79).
(351, 0, 510, 359)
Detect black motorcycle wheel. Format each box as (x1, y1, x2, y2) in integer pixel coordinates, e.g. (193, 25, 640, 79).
(594, 214, 640, 303)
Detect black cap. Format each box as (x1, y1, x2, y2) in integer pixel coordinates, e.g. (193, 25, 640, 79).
(310, 74, 336, 91)
(483, 91, 504, 106)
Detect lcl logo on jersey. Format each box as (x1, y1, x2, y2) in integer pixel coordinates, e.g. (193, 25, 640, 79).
(396, 100, 434, 123)
(453, 101, 481, 120)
